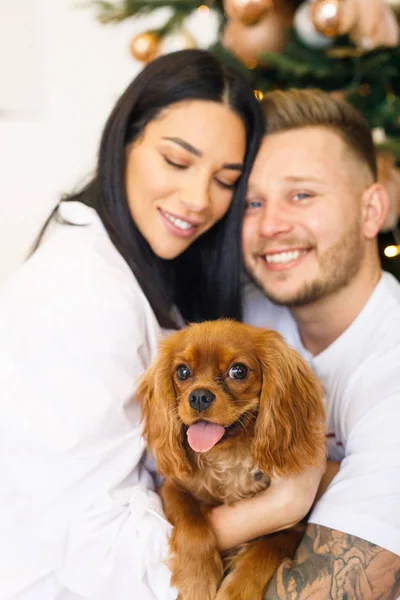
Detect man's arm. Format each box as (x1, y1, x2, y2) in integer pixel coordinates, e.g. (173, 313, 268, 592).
(264, 523, 400, 600)
(209, 461, 325, 551)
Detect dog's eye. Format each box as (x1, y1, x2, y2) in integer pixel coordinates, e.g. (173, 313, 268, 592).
(228, 363, 248, 380)
(176, 364, 192, 381)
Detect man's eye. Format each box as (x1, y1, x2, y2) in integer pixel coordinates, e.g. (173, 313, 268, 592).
(228, 363, 248, 380)
(245, 199, 263, 210)
(292, 192, 311, 202)
(176, 364, 192, 381)
(164, 157, 187, 170)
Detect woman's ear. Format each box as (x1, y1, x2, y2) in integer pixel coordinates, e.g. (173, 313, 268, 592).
(251, 330, 326, 477)
(362, 182, 390, 238)
(136, 351, 192, 479)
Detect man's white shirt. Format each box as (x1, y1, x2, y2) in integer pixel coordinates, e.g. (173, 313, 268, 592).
(244, 272, 400, 556)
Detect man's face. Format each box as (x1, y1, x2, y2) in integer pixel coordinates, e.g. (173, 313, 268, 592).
(242, 126, 368, 307)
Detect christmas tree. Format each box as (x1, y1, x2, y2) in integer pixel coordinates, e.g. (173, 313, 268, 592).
(88, 0, 400, 274)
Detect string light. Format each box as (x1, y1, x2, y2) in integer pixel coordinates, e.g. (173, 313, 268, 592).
(384, 245, 400, 258)
(384, 226, 400, 258)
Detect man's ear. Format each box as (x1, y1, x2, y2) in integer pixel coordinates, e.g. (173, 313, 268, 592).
(361, 182, 390, 238)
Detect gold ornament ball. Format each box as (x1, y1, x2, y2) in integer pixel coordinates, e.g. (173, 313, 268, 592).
(222, 12, 287, 67)
(224, 0, 274, 25)
(311, 0, 341, 37)
(129, 31, 160, 63)
(294, 1, 335, 48)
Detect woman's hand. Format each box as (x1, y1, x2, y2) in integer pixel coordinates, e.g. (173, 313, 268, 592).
(208, 458, 326, 552)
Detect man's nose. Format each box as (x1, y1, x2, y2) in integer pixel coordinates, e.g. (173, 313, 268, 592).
(260, 203, 292, 238)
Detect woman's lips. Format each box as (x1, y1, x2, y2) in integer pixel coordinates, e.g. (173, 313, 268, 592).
(159, 208, 202, 238)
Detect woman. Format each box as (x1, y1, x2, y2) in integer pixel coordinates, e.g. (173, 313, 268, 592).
(0, 50, 321, 600)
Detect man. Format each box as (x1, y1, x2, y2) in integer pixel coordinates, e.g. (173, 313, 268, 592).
(242, 89, 400, 598)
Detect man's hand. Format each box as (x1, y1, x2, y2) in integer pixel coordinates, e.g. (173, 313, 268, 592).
(314, 460, 341, 502)
(208, 459, 325, 552)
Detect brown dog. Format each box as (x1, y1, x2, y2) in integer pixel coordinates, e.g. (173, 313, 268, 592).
(136, 319, 325, 600)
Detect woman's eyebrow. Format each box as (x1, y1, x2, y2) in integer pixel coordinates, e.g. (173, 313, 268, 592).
(162, 136, 243, 170)
(162, 136, 202, 157)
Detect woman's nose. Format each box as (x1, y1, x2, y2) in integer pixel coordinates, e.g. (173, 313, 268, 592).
(180, 175, 210, 213)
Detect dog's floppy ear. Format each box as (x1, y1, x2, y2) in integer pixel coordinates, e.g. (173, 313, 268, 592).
(136, 347, 192, 480)
(251, 329, 325, 477)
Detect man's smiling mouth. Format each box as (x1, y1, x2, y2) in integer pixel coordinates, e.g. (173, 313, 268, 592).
(263, 250, 308, 264)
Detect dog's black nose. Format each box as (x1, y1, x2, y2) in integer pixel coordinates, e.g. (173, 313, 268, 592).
(189, 388, 216, 412)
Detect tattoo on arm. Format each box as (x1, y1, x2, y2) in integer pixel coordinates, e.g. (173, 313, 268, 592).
(264, 524, 400, 600)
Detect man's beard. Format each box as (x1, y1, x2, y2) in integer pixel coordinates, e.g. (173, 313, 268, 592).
(249, 219, 365, 308)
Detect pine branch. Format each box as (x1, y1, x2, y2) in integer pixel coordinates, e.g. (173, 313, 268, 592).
(87, 0, 203, 23)
(157, 10, 187, 35)
(83, 2, 400, 162)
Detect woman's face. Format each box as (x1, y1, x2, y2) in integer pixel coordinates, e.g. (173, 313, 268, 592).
(125, 99, 246, 259)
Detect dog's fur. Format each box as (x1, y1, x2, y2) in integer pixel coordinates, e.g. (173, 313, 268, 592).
(136, 320, 325, 600)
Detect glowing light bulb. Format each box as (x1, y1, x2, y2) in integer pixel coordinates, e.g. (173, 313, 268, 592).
(384, 245, 400, 258)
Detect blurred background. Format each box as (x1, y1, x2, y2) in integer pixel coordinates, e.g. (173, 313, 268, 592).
(1, 0, 399, 284)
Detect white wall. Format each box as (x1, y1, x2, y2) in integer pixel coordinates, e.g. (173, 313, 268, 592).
(0, 0, 218, 283)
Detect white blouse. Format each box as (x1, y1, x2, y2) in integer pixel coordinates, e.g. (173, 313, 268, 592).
(0, 202, 177, 600)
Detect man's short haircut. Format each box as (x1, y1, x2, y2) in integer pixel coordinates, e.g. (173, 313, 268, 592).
(262, 88, 377, 181)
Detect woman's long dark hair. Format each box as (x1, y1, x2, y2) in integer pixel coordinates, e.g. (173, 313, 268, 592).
(40, 49, 264, 328)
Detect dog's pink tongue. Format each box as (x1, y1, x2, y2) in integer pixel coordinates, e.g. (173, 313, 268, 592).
(187, 421, 225, 453)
